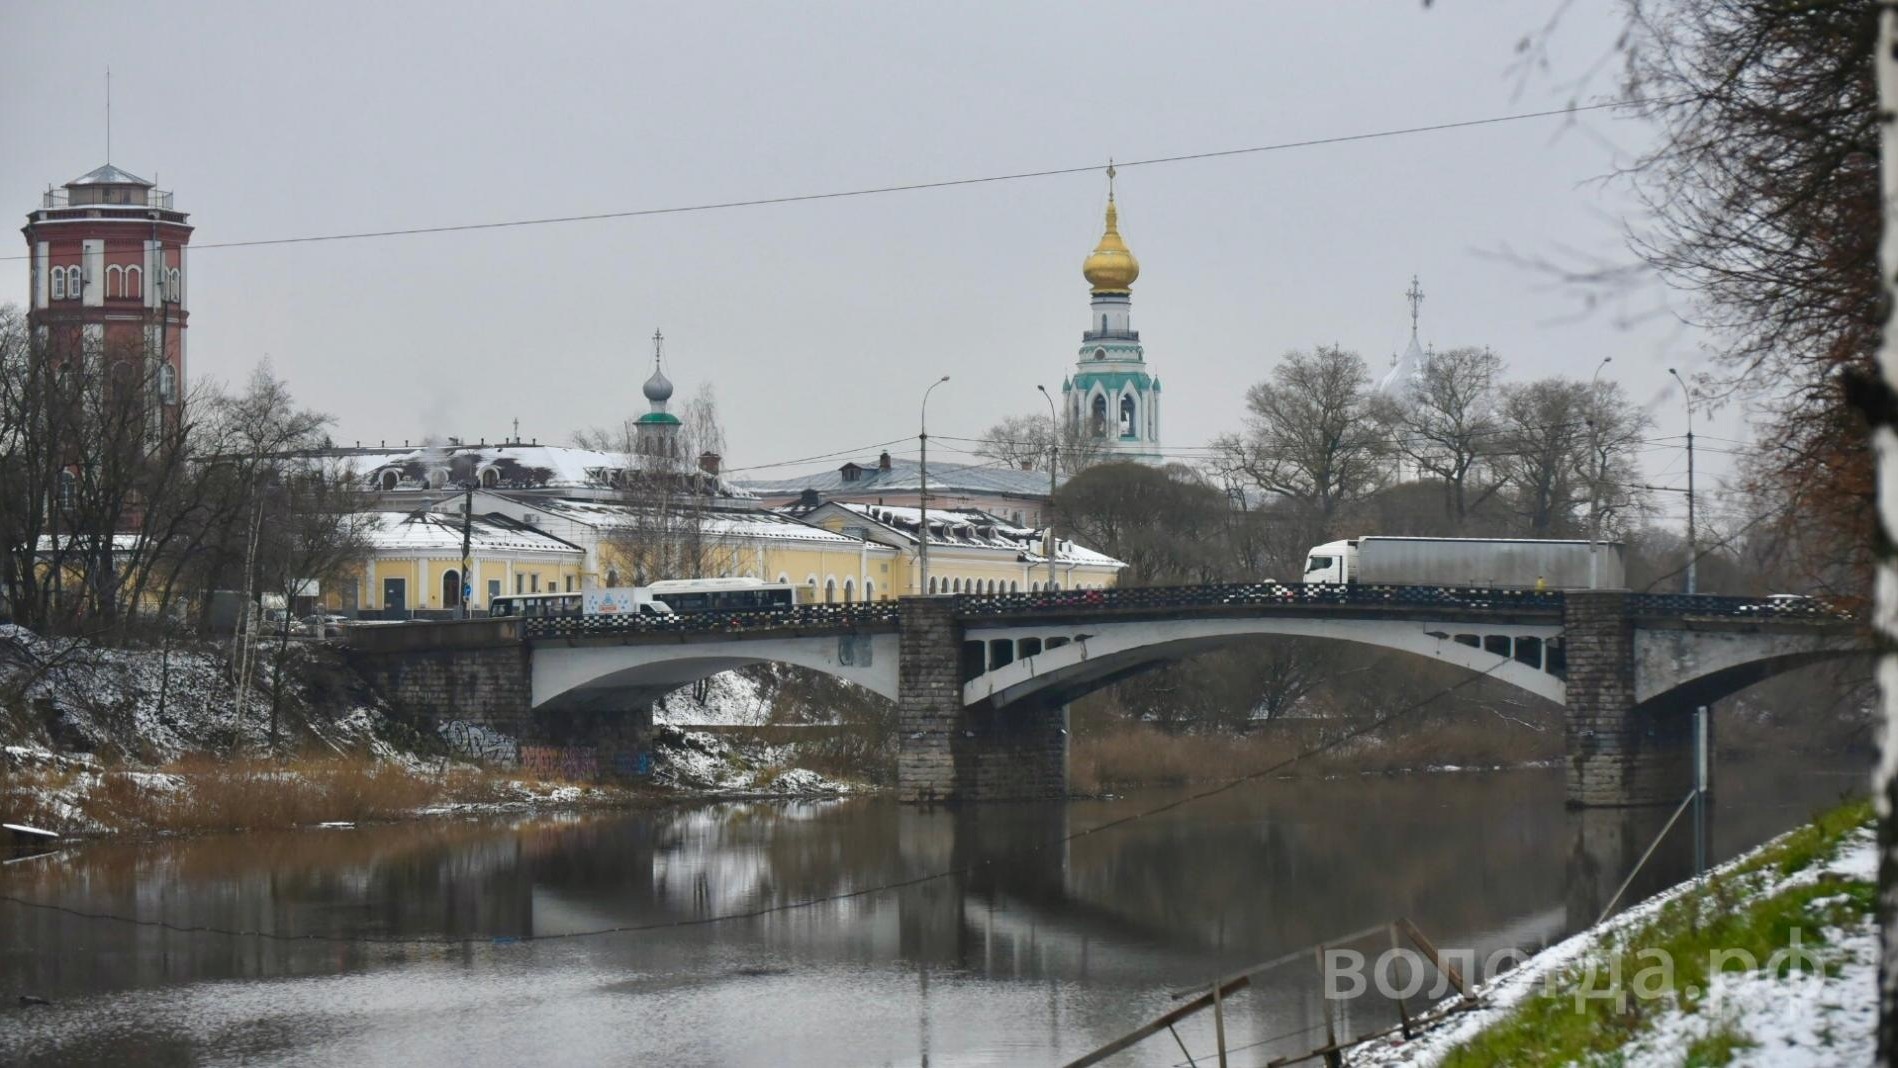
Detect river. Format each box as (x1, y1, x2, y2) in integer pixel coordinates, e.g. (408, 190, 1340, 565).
(0, 761, 1866, 1066)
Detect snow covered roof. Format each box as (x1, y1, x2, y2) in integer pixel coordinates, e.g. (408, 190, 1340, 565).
(738, 456, 1060, 500)
(338, 442, 753, 498)
(68, 163, 152, 187)
(813, 502, 1122, 568)
(513, 498, 894, 549)
(362, 510, 583, 556)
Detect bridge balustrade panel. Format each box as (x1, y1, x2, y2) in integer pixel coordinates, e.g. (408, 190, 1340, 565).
(523, 602, 901, 639)
(950, 583, 1569, 616)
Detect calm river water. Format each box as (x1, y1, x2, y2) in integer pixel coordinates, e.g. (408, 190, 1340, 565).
(0, 762, 1866, 1067)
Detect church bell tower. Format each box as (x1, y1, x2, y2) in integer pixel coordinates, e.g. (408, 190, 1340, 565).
(1061, 165, 1162, 463)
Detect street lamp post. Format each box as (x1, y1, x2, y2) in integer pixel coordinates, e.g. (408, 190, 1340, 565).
(1036, 384, 1059, 592)
(459, 481, 476, 619)
(1587, 356, 1613, 589)
(1670, 367, 1708, 877)
(1668, 368, 1697, 596)
(919, 376, 950, 596)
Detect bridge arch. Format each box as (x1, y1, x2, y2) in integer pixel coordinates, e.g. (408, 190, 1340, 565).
(531, 633, 900, 712)
(963, 616, 1567, 709)
(1632, 628, 1867, 711)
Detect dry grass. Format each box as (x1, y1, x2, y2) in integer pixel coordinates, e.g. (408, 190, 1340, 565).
(1069, 715, 1560, 794)
(4, 755, 615, 836)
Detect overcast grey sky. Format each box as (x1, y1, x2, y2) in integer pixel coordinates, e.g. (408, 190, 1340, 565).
(1, 1, 1734, 508)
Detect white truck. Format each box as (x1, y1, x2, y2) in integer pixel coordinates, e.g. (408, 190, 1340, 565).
(581, 587, 673, 618)
(1301, 536, 1625, 589)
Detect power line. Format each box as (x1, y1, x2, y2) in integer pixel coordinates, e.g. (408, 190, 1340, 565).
(0, 98, 1660, 264)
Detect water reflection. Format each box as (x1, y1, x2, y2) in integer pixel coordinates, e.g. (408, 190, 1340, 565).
(0, 764, 1863, 1067)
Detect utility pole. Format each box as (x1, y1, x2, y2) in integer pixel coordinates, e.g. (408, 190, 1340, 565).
(1037, 384, 1059, 591)
(1671, 367, 1707, 877)
(919, 375, 949, 596)
(1586, 356, 1613, 589)
(459, 481, 475, 619)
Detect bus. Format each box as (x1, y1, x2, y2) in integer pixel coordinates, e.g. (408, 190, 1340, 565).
(643, 577, 802, 614)
(487, 592, 584, 619)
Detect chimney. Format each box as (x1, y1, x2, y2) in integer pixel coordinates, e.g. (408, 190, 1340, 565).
(878, 451, 892, 472)
(698, 451, 722, 476)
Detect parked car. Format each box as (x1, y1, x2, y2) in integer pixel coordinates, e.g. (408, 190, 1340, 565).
(298, 614, 348, 639)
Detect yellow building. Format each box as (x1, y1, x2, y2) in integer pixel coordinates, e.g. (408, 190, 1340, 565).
(350, 509, 586, 616)
(429, 491, 904, 604)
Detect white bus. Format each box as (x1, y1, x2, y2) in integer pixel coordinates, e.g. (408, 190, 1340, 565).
(643, 577, 803, 614)
(487, 592, 585, 618)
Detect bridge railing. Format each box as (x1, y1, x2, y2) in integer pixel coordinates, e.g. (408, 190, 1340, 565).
(1624, 592, 1856, 620)
(951, 582, 1569, 616)
(522, 601, 901, 640)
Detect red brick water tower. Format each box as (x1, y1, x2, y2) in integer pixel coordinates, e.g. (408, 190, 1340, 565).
(21, 164, 193, 410)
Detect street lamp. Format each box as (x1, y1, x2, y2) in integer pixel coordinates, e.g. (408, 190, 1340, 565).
(918, 375, 950, 596)
(1668, 368, 1697, 596)
(1670, 366, 1708, 878)
(1036, 384, 1059, 592)
(1587, 356, 1613, 589)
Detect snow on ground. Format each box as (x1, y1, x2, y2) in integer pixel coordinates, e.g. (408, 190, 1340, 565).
(651, 670, 773, 727)
(647, 725, 852, 796)
(0, 626, 390, 760)
(1351, 824, 1877, 1066)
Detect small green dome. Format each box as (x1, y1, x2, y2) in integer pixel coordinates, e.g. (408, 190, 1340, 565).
(634, 411, 682, 426)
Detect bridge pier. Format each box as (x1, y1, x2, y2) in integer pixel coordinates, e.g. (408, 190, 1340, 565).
(897, 598, 1068, 802)
(1565, 590, 1696, 808)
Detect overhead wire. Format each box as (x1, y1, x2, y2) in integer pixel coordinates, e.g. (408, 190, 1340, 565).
(0, 98, 1664, 264)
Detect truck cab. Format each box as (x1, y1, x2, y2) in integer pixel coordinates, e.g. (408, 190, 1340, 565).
(1302, 539, 1358, 585)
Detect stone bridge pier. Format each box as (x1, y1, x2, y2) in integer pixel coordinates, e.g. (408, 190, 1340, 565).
(1563, 590, 1695, 808)
(897, 598, 1069, 803)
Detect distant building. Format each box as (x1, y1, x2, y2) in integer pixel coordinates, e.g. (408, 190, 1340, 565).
(790, 501, 1123, 595)
(22, 163, 192, 414)
(1062, 165, 1162, 463)
(738, 451, 1062, 529)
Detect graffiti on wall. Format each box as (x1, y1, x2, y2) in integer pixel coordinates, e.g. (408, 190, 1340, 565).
(438, 720, 520, 765)
(519, 745, 599, 782)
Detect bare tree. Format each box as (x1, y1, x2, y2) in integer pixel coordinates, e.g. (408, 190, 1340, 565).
(1491, 376, 1651, 540)
(578, 383, 743, 584)
(976, 410, 1113, 474)
(1223, 345, 1386, 527)
(1375, 345, 1506, 527)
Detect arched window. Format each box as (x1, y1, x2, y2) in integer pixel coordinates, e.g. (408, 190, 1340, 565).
(50, 268, 65, 301)
(157, 363, 177, 405)
(928, 577, 936, 594)
(1090, 394, 1108, 438)
(606, 569, 620, 587)
(1120, 394, 1137, 439)
(480, 467, 499, 488)
(379, 470, 399, 491)
(842, 579, 854, 603)
(125, 265, 141, 301)
(443, 569, 462, 609)
(106, 265, 122, 298)
(1100, 315, 1108, 334)
(952, 578, 962, 593)
(776, 573, 790, 585)
(824, 578, 837, 603)
(865, 579, 876, 601)
(166, 268, 181, 303)
(56, 470, 76, 509)
(1009, 581, 1018, 593)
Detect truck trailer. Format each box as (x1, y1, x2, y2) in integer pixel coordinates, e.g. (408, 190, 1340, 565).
(1301, 536, 1625, 590)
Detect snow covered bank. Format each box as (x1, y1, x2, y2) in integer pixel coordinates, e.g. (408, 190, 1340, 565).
(647, 725, 855, 796)
(1352, 801, 1877, 1066)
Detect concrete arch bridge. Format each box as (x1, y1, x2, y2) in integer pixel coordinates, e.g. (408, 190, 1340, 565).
(343, 584, 1862, 807)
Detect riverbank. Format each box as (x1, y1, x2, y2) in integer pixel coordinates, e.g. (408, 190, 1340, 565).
(1352, 797, 1877, 1066)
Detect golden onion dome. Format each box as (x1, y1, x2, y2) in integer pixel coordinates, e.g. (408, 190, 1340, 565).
(1082, 196, 1140, 293)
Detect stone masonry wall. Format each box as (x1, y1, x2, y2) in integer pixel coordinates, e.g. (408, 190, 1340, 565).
(896, 597, 963, 801)
(895, 598, 1069, 802)
(1564, 590, 1692, 807)
(345, 620, 533, 738)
